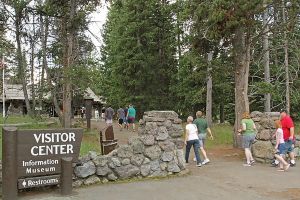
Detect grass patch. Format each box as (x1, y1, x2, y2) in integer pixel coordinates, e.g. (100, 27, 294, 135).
(0, 115, 44, 124)
(206, 124, 233, 149)
(80, 129, 101, 156)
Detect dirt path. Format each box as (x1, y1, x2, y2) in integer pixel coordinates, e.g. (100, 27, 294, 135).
(18, 120, 300, 200)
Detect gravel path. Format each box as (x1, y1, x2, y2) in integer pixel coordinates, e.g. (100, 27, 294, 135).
(18, 120, 300, 200)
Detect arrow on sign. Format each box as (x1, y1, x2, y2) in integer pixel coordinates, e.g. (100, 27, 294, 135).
(22, 180, 27, 188)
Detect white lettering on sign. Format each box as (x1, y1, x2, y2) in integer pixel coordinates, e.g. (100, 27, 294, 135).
(22, 159, 59, 167)
(30, 132, 76, 156)
(26, 167, 56, 174)
(27, 178, 59, 187)
(33, 132, 76, 143)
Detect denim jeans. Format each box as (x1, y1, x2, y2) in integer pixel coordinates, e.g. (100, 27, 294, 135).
(185, 139, 201, 164)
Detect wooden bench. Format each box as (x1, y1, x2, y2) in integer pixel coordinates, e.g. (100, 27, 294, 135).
(99, 126, 118, 155)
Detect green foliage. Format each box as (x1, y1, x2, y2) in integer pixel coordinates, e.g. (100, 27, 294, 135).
(100, 0, 178, 115)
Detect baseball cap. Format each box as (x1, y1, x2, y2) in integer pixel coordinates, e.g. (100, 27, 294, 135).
(280, 108, 287, 113)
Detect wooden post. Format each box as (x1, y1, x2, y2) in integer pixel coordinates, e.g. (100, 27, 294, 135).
(85, 97, 93, 131)
(60, 157, 73, 196)
(2, 127, 18, 200)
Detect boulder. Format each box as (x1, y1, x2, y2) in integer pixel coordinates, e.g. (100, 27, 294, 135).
(131, 154, 145, 166)
(129, 137, 145, 154)
(175, 149, 186, 170)
(171, 139, 185, 149)
(114, 165, 140, 179)
(72, 179, 83, 188)
(96, 165, 111, 176)
(156, 127, 169, 141)
(161, 151, 174, 162)
(83, 175, 101, 185)
(88, 151, 98, 160)
(141, 164, 151, 177)
(107, 173, 118, 181)
(260, 118, 275, 129)
(121, 158, 131, 166)
(252, 140, 274, 160)
(168, 124, 183, 138)
(150, 160, 160, 172)
(159, 140, 175, 152)
(250, 111, 263, 118)
(141, 135, 155, 146)
(143, 157, 151, 164)
(108, 157, 121, 169)
(145, 111, 178, 120)
(256, 129, 272, 140)
(167, 161, 180, 173)
(163, 120, 172, 128)
(74, 161, 96, 178)
(93, 156, 108, 167)
(117, 145, 133, 158)
(144, 146, 162, 160)
(160, 162, 168, 171)
(145, 122, 159, 135)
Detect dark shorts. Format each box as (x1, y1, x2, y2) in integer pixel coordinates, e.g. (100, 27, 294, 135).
(282, 140, 294, 154)
(276, 143, 286, 155)
(118, 118, 124, 125)
(242, 134, 255, 149)
(128, 117, 135, 124)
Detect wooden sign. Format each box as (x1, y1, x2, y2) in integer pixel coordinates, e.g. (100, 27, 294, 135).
(17, 129, 83, 177)
(18, 175, 60, 189)
(2, 127, 83, 200)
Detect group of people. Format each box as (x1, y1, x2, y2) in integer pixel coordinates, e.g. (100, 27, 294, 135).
(185, 111, 214, 167)
(104, 104, 137, 132)
(238, 109, 295, 171)
(185, 109, 296, 171)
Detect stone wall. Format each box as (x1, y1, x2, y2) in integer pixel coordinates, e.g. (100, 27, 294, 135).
(72, 111, 186, 187)
(251, 111, 300, 163)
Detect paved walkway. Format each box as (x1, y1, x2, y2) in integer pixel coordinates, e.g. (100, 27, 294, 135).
(18, 119, 300, 200)
(19, 158, 300, 200)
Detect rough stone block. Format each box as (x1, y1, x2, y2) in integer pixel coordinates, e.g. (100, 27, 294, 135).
(117, 145, 133, 158)
(161, 151, 174, 162)
(141, 135, 155, 146)
(131, 154, 145, 166)
(156, 127, 169, 141)
(96, 165, 111, 176)
(74, 161, 96, 178)
(141, 164, 151, 177)
(144, 146, 162, 160)
(114, 165, 140, 179)
(252, 140, 274, 160)
(83, 175, 101, 185)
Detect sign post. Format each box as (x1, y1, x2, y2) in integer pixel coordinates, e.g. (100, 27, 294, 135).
(2, 127, 18, 200)
(2, 127, 83, 199)
(85, 97, 93, 130)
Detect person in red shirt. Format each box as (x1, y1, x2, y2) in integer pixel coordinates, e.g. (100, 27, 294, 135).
(280, 109, 296, 167)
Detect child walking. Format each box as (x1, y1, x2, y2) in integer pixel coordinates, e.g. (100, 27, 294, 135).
(274, 120, 290, 172)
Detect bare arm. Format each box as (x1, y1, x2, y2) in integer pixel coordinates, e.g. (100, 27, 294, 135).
(207, 128, 214, 140)
(290, 127, 295, 140)
(185, 129, 189, 145)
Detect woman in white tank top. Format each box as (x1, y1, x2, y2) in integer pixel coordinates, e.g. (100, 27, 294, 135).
(185, 116, 202, 167)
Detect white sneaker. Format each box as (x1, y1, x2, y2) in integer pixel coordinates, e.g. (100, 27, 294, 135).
(202, 159, 210, 165)
(193, 157, 197, 162)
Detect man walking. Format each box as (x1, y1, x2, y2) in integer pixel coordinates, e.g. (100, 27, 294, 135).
(117, 106, 125, 130)
(193, 111, 214, 165)
(105, 105, 114, 126)
(280, 109, 296, 167)
(127, 104, 136, 132)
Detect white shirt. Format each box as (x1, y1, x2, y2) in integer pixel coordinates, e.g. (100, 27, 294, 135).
(186, 124, 199, 141)
(276, 128, 284, 144)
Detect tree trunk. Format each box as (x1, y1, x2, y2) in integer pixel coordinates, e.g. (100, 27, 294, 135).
(62, 0, 76, 128)
(38, 14, 46, 115)
(39, 15, 63, 122)
(206, 52, 213, 126)
(263, 1, 271, 112)
(282, 0, 290, 114)
(220, 102, 225, 123)
(233, 27, 251, 148)
(15, 10, 32, 116)
(30, 37, 36, 115)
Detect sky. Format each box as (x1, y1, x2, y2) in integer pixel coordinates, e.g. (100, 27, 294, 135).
(86, 2, 109, 54)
